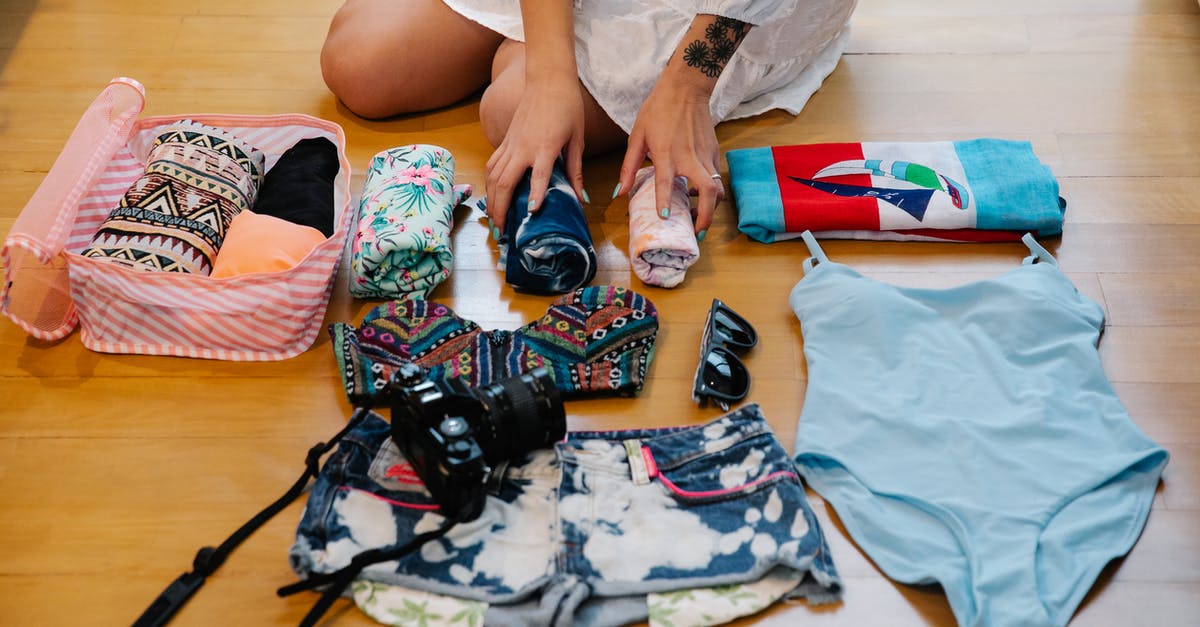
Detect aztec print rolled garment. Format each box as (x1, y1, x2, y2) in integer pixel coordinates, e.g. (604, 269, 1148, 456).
(81, 120, 265, 274)
(726, 139, 1066, 243)
(350, 145, 469, 300)
(289, 404, 842, 627)
(501, 159, 597, 295)
(329, 285, 658, 404)
(628, 166, 699, 288)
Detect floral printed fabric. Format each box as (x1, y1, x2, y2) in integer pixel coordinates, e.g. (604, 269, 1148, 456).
(352, 581, 487, 627)
(628, 166, 699, 288)
(647, 568, 803, 627)
(350, 145, 470, 299)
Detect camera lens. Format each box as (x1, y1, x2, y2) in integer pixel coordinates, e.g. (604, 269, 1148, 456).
(473, 367, 566, 463)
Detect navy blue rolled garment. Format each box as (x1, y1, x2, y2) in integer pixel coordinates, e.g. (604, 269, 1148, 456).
(501, 160, 597, 295)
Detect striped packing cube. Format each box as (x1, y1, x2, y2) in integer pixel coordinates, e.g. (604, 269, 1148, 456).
(1, 78, 354, 360)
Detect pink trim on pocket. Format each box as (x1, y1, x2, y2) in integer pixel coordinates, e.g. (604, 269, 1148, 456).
(338, 486, 440, 511)
(643, 446, 798, 499)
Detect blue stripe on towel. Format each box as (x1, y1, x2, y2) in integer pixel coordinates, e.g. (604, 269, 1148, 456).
(727, 146, 785, 244)
(956, 139, 1063, 235)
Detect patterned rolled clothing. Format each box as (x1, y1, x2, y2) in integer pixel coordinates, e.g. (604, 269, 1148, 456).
(628, 166, 699, 288)
(501, 158, 597, 295)
(81, 120, 265, 274)
(350, 145, 468, 300)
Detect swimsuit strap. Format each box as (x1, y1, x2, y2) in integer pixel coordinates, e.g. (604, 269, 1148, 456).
(800, 230, 830, 274)
(1020, 233, 1059, 267)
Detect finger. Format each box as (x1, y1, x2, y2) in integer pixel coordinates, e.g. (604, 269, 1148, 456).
(565, 136, 588, 205)
(693, 167, 723, 236)
(653, 162, 677, 221)
(486, 152, 516, 235)
(527, 155, 554, 214)
(614, 132, 647, 200)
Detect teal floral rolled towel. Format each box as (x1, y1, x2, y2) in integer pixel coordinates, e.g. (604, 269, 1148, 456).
(349, 145, 470, 299)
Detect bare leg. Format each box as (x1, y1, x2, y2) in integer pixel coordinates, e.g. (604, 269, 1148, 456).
(321, 0, 504, 119)
(479, 39, 627, 156)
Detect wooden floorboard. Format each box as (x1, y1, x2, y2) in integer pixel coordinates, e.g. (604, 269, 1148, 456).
(1, 1, 1197, 625)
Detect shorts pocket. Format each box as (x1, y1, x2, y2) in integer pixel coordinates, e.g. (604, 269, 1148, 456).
(648, 433, 800, 505)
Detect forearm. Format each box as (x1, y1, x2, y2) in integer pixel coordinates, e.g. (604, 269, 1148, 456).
(659, 15, 752, 101)
(519, 0, 578, 87)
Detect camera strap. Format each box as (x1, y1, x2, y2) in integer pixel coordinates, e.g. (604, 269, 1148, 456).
(276, 514, 461, 627)
(132, 407, 374, 627)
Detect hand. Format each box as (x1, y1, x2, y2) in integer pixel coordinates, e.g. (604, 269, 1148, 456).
(615, 67, 723, 238)
(485, 76, 587, 235)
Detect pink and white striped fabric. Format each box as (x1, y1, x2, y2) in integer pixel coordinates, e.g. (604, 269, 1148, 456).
(1, 78, 353, 360)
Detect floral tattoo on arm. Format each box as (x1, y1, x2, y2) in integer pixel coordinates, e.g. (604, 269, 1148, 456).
(682, 16, 750, 78)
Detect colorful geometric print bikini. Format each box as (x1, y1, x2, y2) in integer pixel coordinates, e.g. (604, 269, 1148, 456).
(330, 285, 659, 403)
(788, 231, 1168, 627)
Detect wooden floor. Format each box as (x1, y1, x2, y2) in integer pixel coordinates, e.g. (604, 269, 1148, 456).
(2, 1, 1198, 625)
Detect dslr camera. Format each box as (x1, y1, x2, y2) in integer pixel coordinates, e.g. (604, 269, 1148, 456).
(388, 363, 566, 522)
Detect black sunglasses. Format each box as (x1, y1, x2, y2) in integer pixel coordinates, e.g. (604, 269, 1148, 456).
(692, 298, 758, 411)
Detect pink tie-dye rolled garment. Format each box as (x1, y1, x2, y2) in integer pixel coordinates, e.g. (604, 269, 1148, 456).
(628, 167, 699, 288)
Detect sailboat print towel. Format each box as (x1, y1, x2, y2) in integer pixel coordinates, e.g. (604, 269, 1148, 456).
(726, 139, 1065, 243)
(350, 145, 469, 300)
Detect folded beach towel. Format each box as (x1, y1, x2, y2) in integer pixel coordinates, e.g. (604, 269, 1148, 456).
(350, 145, 470, 300)
(727, 139, 1065, 243)
(628, 166, 698, 288)
(81, 120, 265, 274)
(501, 159, 597, 295)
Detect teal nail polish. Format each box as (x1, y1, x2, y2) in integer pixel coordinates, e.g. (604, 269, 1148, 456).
(491, 226, 501, 240)
(659, 207, 670, 219)
(611, 183, 622, 199)
(697, 229, 707, 243)
(527, 198, 537, 212)
(581, 189, 591, 204)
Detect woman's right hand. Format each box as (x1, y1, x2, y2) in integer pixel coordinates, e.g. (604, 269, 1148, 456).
(484, 71, 587, 236)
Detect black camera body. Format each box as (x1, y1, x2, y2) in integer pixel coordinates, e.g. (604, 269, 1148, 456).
(388, 363, 566, 522)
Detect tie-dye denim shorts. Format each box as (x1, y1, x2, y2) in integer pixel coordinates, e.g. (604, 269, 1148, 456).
(289, 404, 841, 627)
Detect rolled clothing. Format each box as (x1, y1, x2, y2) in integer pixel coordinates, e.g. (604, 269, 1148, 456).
(501, 159, 597, 295)
(251, 137, 339, 237)
(81, 119, 265, 274)
(350, 145, 469, 300)
(628, 166, 698, 288)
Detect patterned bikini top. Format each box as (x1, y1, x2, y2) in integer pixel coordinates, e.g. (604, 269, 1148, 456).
(330, 285, 659, 403)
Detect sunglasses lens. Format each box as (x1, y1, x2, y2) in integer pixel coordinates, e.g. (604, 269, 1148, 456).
(698, 347, 749, 397)
(712, 309, 756, 348)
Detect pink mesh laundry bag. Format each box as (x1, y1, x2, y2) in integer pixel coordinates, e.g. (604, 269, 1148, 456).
(1, 78, 353, 360)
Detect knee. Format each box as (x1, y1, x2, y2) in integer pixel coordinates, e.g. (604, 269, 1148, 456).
(478, 80, 520, 148)
(321, 37, 400, 120)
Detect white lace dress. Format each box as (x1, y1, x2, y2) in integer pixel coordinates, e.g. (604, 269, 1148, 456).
(443, 0, 858, 132)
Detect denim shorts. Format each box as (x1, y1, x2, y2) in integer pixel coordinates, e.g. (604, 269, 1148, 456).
(290, 404, 841, 627)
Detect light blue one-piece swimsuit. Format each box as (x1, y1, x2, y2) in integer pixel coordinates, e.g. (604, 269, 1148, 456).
(789, 231, 1168, 627)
